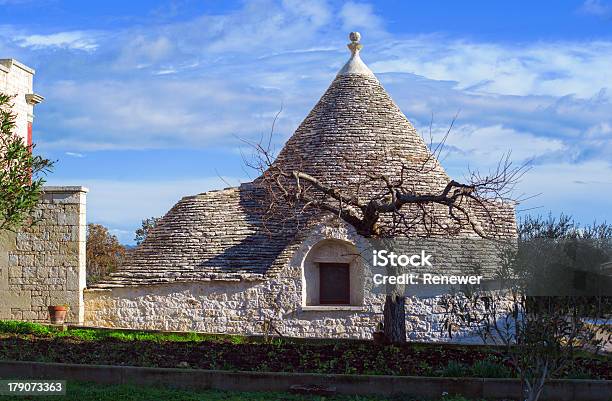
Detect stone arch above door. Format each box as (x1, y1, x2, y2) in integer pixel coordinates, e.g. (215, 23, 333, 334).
(302, 239, 364, 307)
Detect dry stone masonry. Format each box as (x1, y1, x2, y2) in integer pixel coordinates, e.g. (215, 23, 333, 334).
(84, 33, 517, 341)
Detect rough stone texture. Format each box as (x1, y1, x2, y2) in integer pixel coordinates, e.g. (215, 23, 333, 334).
(1, 187, 88, 324)
(85, 38, 517, 340)
(85, 281, 483, 341)
(273, 74, 450, 200)
(86, 220, 505, 342)
(93, 47, 515, 288)
(93, 183, 299, 287)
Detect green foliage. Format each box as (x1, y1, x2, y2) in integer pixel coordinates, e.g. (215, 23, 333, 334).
(0, 320, 52, 336)
(470, 359, 513, 378)
(134, 216, 161, 245)
(518, 214, 612, 241)
(0, 320, 249, 343)
(563, 368, 595, 380)
(438, 361, 468, 377)
(0, 92, 53, 231)
(0, 320, 607, 382)
(441, 215, 612, 401)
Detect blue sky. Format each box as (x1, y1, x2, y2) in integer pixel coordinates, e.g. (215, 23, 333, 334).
(1, 0, 611, 243)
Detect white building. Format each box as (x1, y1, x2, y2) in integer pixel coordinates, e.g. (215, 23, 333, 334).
(0, 59, 44, 144)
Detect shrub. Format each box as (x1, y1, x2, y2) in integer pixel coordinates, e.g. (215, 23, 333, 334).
(564, 369, 594, 379)
(470, 359, 513, 378)
(0, 92, 54, 231)
(439, 361, 468, 377)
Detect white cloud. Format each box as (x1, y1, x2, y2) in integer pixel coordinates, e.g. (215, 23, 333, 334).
(580, 0, 612, 17)
(371, 39, 612, 98)
(339, 1, 383, 31)
(65, 151, 84, 158)
(40, 77, 296, 150)
(16, 31, 98, 51)
(438, 124, 567, 163)
(282, 0, 331, 26)
(517, 161, 612, 223)
(586, 122, 612, 137)
(154, 68, 178, 75)
(108, 228, 133, 243)
(114, 35, 174, 68)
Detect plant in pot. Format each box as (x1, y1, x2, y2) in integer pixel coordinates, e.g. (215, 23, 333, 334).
(48, 305, 68, 324)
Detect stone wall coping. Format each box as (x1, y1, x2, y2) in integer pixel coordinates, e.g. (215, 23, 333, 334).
(83, 288, 113, 293)
(0, 360, 610, 400)
(42, 186, 89, 193)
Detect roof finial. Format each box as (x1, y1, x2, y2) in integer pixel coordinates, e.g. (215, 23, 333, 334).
(348, 32, 363, 55)
(337, 31, 374, 77)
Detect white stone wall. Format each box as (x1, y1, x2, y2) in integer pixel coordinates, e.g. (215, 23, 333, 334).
(85, 281, 480, 341)
(1, 187, 88, 324)
(84, 221, 486, 342)
(0, 59, 36, 143)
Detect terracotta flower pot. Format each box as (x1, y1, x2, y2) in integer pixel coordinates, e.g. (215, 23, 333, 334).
(48, 305, 67, 324)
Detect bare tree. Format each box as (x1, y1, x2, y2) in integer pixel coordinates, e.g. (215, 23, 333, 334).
(243, 112, 528, 343)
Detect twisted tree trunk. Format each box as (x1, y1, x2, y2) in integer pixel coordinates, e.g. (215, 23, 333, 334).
(383, 294, 406, 343)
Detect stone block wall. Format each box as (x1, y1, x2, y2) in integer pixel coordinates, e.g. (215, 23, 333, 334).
(0, 186, 88, 324)
(84, 222, 493, 342)
(84, 282, 482, 342)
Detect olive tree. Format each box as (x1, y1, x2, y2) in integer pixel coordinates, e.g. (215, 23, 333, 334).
(0, 93, 53, 230)
(441, 215, 612, 401)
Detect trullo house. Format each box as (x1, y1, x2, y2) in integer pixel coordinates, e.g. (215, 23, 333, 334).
(84, 33, 516, 341)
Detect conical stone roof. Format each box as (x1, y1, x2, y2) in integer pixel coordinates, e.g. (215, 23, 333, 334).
(272, 32, 449, 200)
(90, 33, 516, 288)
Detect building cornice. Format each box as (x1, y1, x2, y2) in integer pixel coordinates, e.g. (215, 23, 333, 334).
(25, 93, 44, 105)
(0, 59, 35, 75)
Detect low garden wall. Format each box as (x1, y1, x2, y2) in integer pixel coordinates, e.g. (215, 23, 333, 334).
(0, 360, 609, 401)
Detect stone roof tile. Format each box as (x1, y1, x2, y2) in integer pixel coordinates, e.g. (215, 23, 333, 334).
(90, 33, 516, 288)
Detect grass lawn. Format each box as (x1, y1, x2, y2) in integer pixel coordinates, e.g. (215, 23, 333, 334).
(0, 320, 609, 380)
(0, 381, 485, 401)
